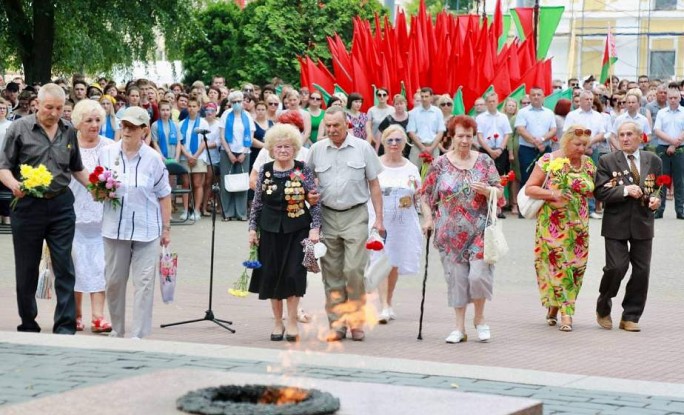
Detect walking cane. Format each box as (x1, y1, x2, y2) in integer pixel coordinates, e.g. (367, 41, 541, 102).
(417, 229, 432, 340)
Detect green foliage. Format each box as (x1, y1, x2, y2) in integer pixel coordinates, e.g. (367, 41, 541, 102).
(182, 0, 386, 87)
(404, 0, 476, 15)
(0, 1, 196, 82)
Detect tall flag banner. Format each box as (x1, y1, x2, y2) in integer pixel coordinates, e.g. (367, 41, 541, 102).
(600, 27, 617, 84)
(313, 84, 333, 106)
(452, 87, 465, 115)
(543, 88, 573, 110)
(497, 84, 527, 111)
(510, 8, 534, 41)
(537, 7, 565, 59)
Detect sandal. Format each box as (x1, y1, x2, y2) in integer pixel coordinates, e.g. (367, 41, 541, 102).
(546, 307, 558, 326)
(76, 317, 85, 332)
(558, 315, 572, 332)
(91, 318, 113, 333)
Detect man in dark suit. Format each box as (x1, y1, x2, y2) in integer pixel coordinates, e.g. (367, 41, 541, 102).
(594, 121, 662, 332)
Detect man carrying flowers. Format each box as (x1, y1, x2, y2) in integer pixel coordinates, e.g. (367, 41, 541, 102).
(0, 83, 91, 334)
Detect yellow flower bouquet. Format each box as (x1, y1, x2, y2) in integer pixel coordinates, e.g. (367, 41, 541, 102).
(10, 164, 53, 209)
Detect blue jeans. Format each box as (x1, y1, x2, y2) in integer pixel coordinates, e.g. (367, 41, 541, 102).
(518, 145, 550, 186)
(656, 145, 684, 216)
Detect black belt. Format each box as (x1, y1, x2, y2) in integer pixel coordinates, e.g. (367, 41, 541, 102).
(42, 188, 68, 200)
(322, 203, 364, 212)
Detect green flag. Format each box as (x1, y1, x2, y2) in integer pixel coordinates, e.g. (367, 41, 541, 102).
(400, 81, 406, 99)
(334, 84, 348, 97)
(510, 9, 527, 41)
(275, 85, 282, 96)
(312, 83, 332, 105)
(452, 87, 465, 116)
(488, 14, 512, 51)
(497, 84, 527, 111)
(537, 6, 564, 60)
(543, 88, 573, 111)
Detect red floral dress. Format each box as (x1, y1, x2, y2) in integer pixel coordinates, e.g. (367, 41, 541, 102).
(534, 153, 595, 316)
(421, 154, 503, 264)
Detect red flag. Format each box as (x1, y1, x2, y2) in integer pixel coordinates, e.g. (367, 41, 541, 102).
(493, 0, 504, 40)
(512, 7, 535, 40)
(352, 53, 373, 112)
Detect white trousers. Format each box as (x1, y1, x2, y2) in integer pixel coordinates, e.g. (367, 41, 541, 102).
(104, 237, 159, 338)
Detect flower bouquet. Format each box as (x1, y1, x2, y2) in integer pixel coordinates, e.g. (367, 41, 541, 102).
(500, 171, 516, 186)
(87, 166, 121, 208)
(418, 151, 434, 181)
(365, 228, 385, 251)
(228, 244, 261, 298)
(643, 174, 671, 206)
(10, 164, 53, 209)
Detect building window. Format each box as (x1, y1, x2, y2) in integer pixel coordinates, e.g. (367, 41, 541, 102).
(649, 51, 675, 80)
(654, 0, 676, 10)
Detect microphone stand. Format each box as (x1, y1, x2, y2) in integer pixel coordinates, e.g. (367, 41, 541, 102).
(161, 131, 235, 333)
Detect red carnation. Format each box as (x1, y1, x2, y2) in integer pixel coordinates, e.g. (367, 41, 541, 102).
(418, 151, 434, 164)
(365, 240, 384, 251)
(88, 173, 99, 185)
(500, 176, 509, 186)
(493, 133, 499, 138)
(94, 166, 104, 174)
(507, 171, 516, 181)
(642, 133, 649, 144)
(656, 175, 672, 187)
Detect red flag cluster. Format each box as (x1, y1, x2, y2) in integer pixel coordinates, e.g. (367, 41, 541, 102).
(299, 0, 553, 113)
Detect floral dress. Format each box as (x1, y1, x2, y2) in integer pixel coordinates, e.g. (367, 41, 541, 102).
(534, 153, 595, 316)
(347, 111, 368, 140)
(421, 154, 503, 264)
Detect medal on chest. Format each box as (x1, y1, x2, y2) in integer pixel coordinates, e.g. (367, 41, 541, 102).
(285, 169, 306, 218)
(262, 171, 277, 195)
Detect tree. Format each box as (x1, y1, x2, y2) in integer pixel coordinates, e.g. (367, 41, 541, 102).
(404, 0, 477, 16)
(182, 0, 386, 87)
(0, 1, 195, 84)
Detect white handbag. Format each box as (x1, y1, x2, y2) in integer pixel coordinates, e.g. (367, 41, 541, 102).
(224, 164, 249, 192)
(484, 187, 509, 264)
(517, 156, 552, 219)
(364, 250, 392, 292)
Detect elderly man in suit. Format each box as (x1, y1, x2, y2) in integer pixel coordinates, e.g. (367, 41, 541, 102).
(594, 121, 662, 332)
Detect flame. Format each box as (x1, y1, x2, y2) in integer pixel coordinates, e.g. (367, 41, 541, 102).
(259, 386, 310, 405)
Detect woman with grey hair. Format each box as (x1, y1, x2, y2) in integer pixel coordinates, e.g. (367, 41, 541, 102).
(219, 90, 255, 221)
(248, 123, 321, 342)
(68, 99, 114, 333)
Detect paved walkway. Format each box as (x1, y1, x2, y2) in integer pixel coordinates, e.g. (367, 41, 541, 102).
(1, 211, 684, 413)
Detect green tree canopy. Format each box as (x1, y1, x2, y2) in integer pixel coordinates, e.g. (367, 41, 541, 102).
(404, 0, 477, 16)
(182, 0, 386, 87)
(0, 1, 195, 84)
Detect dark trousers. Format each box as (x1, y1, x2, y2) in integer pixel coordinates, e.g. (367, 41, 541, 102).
(518, 145, 550, 186)
(479, 148, 510, 175)
(11, 190, 77, 334)
(655, 145, 684, 216)
(596, 237, 652, 323)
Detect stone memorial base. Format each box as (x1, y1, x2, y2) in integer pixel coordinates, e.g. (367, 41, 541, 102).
(0, 369, 542, 415)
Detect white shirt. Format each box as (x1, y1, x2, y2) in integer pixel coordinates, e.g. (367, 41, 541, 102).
(563, 108, 606, 135)
(205, 119, 221, 165)
(475, 111, 512, 148)
(99, 141, 172, 242)
(0, 119, 11, 153)
(613, 112, 652, 137)
(653, 106, 684, 146)
(623, 149, 641, 176)
(515, 105, 556, 148)
(406, 105, 445, 144)
(251, 146, 309, 174)
(219, 110, 256, 154)
(179, 116, 209, 160)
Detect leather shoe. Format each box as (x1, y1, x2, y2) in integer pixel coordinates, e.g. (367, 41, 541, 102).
(619, 320, 641, 332)
(654, 212, 663, 219)
(677, 214, 684, 220)
(270, 329, 285, 341)
(325, 329, 346, 342)
(596, 313, 612, 330)
(350, 329, 365, 341)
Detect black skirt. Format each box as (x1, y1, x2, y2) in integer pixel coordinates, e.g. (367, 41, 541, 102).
(248, 227, 308, 300)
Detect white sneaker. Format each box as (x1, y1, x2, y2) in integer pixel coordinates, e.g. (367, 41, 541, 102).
(475, 324, 491, 342)
(378, 308, 390, 324)
(589, 212, 603, 219)
(179, 211, 188, 221)
(192, 211, 201, 221)
(388, 307, 396, 320)
(445, 330, 467, 344)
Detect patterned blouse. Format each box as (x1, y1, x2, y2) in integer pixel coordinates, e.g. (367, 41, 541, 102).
(347, 111, 369, 140)
(421, 153, 503, 264)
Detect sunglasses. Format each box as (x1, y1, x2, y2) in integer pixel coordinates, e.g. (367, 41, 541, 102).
(573, 129, 592, 136)
(377, 93, 388, 97)
(569, 83, 579, 87)
(440, 102, 453, 107)
(521, 102, 531, 105)
(619, 101, 626, 105)
(386, 138, 403, 144)
(310, 97, 321, 101)
(268, 102, 279, 106)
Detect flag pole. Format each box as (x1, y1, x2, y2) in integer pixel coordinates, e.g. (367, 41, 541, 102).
(533, 0, 540, 60)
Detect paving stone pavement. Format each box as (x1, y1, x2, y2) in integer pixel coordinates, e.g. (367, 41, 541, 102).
(1, 211, 684, 414)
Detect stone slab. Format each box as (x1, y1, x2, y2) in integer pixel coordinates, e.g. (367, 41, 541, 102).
(0, 368, 543, 415)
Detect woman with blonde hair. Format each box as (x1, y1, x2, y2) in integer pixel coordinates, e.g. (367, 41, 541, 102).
(437, 95, 454, 153)
(99, 95, 119, 141)
(377, 94, 410, 157)
(370, 125, 422, 323)
(525, 125, 596, 332)
(248, 123, 321, 342)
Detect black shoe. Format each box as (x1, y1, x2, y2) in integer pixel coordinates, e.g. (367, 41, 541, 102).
(497, 213, 506, 219)
(285, 333, 300, 342)
(654, 212, 663, 219)
(270, 329, 285, 341)
(677, 214, 684, 220)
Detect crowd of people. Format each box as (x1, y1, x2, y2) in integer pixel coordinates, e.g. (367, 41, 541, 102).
(0, 71, 681, 343)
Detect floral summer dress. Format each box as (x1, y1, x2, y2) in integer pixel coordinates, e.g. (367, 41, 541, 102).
(421, 153, 503, 264)
(534, 153, 595, 316)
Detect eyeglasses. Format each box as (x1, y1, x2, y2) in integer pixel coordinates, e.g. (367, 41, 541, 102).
(440, 102, 453, 107)
(386, 138, 403, 144)
(521, 101, 531, 105)
(231, 100, 241, 104)
(268, 102, 279, 106)
(569, 83, 579, 88)
(377, 93, 387, 97)
(0, 107, 7, 111)
(553, 86, 563, 90)
(573, 129, 592, 136)
(205, 108, 216, 113)
(243, 89, 253, 92)
(310, 97, 321, 101)
(618, 101, 626, 105)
